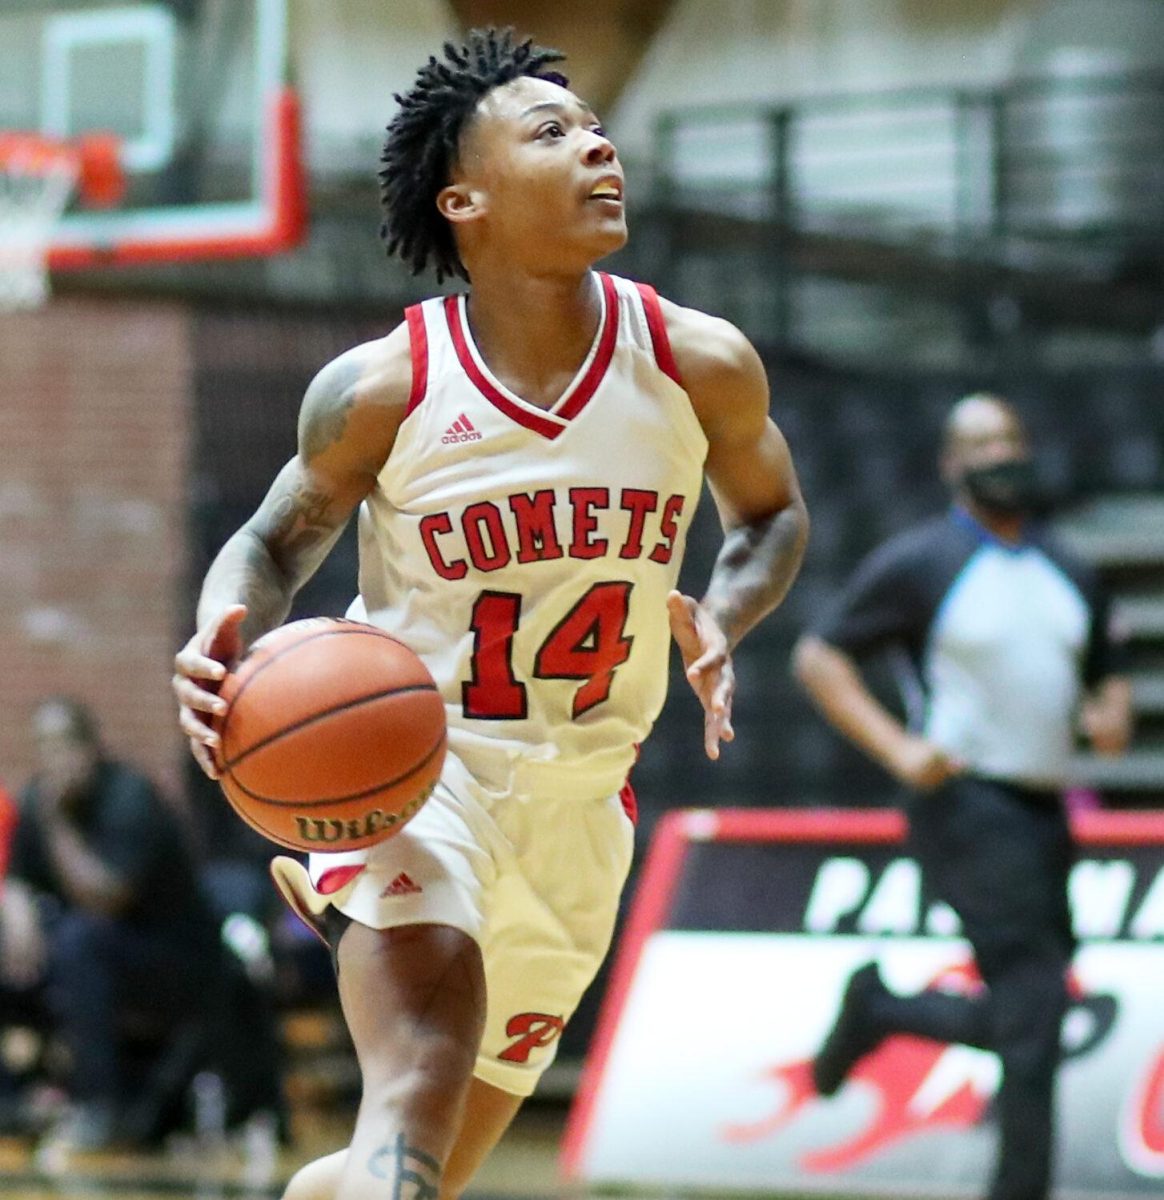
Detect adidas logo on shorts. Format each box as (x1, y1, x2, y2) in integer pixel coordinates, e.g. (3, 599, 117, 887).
(442, 413, 483, 444)
(381, 872, 423, 898)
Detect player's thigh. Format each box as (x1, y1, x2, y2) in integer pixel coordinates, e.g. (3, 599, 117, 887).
(335, 919, 486, 1089)
(474, 790, 634, 1095)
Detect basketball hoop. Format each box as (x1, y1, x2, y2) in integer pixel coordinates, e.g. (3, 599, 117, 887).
(0, 132, 123, 311)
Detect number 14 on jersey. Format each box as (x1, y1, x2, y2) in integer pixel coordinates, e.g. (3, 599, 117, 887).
(463, 582, 634, 720)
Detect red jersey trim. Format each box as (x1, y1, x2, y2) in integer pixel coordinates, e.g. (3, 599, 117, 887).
(634, 282, 683, 388)
(442, 272, 619, 440)
(444, 295, 563, 440)
(404, 304, 429, 416)
(555, 272, 620, 421)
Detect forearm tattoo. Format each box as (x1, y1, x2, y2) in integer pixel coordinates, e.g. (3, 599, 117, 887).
(367, 1133, 441, 1200)
(268, 482, 337, 562)
(198, 480, 340, 638)
(706, 501, 809, 646)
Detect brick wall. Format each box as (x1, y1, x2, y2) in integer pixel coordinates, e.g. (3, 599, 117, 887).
(0, 297, 191, 801)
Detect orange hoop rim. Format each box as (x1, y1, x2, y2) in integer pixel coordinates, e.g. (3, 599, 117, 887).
(0, 131, 125, 208)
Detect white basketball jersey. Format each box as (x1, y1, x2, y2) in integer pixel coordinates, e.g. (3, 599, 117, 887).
(352, 272, 708, 801)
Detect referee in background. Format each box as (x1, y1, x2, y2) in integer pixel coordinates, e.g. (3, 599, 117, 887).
(793, 393, 1132, 1200)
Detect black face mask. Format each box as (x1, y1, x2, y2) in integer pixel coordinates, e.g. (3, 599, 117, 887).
(960, 459, 1042, 516)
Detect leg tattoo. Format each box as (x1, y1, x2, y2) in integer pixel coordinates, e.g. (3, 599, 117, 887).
(367, 1133, 441, 1200)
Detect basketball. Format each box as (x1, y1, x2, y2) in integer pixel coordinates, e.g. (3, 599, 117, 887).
(212, 617, 446, 853)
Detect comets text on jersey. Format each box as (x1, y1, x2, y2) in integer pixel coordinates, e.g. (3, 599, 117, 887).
(419, 486, 688, 580)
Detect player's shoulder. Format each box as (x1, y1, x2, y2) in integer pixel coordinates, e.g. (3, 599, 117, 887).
(303, 320, 414, 419)
(653, 292, 759, 386)
(649, 293, 767, 441)
(297, 321, 416, 462)
(293, 317, 423, 462)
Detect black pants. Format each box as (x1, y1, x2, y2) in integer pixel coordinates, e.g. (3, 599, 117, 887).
(873, 776, 1074, 1200)
(48, 909, 285, 1130)
(0, 906, 285, 1140)
(46, 910, 220, 1108)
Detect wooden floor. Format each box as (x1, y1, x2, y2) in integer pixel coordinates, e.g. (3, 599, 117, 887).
(0, 1001, 589, 1200)
(0, 1102, 570, 1200)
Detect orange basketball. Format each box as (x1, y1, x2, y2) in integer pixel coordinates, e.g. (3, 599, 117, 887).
(212, 617, 446, 853)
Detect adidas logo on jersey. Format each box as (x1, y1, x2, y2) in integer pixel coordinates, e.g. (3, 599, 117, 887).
(380, 872, 423, 898)
(442, 413, 483, 444)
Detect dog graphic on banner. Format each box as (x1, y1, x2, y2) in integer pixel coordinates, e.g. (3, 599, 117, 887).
(720, 957, 1122, 1173)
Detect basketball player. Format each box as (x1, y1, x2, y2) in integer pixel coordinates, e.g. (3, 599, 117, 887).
(173, 30, 808, 1200)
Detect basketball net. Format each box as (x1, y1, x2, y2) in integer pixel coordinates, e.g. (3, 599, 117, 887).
(0, 132, 123, 311)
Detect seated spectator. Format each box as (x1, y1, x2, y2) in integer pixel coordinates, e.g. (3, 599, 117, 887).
(0, 781, 36, 1132)
(0, 697, 230, 1151)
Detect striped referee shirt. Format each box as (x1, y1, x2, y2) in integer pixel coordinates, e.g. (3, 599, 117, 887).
(816, 508, 1120, 788)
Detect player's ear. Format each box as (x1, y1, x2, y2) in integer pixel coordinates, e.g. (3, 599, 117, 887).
(437, 182, 485, 225)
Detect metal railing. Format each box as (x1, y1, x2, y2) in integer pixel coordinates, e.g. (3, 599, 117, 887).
(651, 68, 1164, 249)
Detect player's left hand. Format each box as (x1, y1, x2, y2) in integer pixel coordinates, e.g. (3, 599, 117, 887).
(668, 590, 735, 760)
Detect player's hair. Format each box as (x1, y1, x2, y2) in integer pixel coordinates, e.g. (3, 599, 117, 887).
(379, 27, 568, 282)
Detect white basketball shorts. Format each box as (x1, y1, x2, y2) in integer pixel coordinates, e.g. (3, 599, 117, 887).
(290, 748, 635, 1097)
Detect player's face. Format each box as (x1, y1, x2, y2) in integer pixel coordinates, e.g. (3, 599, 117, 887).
(448, 76, 627, 270)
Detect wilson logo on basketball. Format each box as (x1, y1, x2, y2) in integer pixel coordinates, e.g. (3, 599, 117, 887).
(293, 788, 431, 846)
(442, 413, 483, 443)
(498, 1013, 565, 1063)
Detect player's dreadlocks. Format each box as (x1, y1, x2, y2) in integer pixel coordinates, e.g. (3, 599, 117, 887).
(379, 28, 567, 283)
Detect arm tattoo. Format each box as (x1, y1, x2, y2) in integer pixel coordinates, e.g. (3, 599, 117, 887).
(705, 502, 809, 648)
(198, 480, 347, 638)
(268, 482, 336, 561)
(197, 353, 375, 641)
(367, 1133, 441, 1200)
(302, 389, 355, 460)
(301, 355, 363, 462)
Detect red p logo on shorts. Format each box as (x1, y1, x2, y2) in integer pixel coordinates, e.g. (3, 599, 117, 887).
(498, 1012, 565, 1063)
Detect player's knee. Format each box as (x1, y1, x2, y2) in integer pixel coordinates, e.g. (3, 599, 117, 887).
(360, 1019, 481, 1109)
(281, 1150, 346, 1200)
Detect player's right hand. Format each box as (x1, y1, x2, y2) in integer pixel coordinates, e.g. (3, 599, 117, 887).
(667, 590, 736, 760)
(173, 604, 248, 779)
(890, 734, 965, 792)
